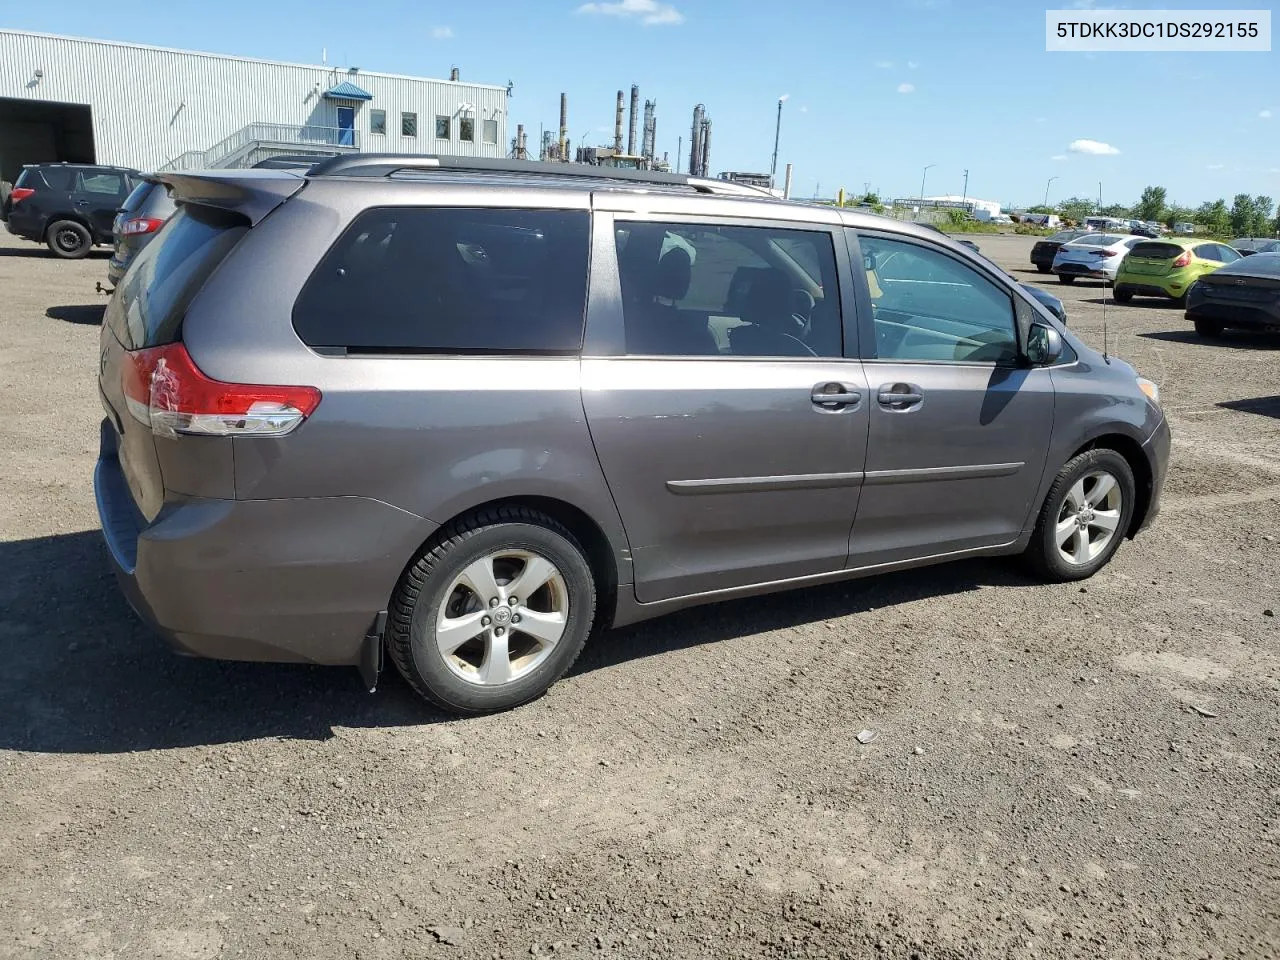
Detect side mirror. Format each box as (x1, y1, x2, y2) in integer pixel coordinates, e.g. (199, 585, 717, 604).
(1026, 323, 1063, 365)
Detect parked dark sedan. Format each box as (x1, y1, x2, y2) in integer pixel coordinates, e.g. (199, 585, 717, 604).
(1186, 252, 1280, 337)
(1030, 230, 1088, 273)
(1229, 238, 1280, 256)
(107, 177, 176, 288)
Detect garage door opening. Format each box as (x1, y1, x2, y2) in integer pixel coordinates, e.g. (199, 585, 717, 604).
(0, 98, 95, 184)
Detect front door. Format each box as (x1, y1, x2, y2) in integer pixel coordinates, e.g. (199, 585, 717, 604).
(583, 215, 868, 603)
(847, 230, 1055, 568)
(336, 106, 355, 146)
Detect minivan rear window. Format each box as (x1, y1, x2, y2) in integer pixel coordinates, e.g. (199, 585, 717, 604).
(108, 205, 249, 350)
(1130, 242, 1183, 259)
(292, 207, 591, 354)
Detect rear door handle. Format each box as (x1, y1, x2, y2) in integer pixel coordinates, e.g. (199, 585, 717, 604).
(811, 382, 862, 409)
(877, 383, 924, 409)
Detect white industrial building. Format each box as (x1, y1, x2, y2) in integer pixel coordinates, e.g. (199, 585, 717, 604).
(0, 30, 510, 181)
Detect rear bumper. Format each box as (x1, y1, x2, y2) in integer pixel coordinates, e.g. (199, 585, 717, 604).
(1139, 414, 1171, 532)
(1186, 301, 1280, 330)
(107, 255, 127, 287)
(1116, 279, 1178, 298)
(4, 214, 41, 242)
(1054, 262, 1111, 279)
(94, 419, 437, 666)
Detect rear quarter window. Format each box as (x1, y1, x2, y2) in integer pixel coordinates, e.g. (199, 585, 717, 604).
(36, 167, 75, 191)
(108, 205, 249, 350)
(292, 207, 591, 353)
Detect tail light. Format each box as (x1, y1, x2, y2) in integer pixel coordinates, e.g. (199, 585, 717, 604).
(9, 187, 35, 205)
(1171, 250, 1191, 267)
(1099, 248, 1119, 257)
(121, 217, 165, 236)
(121, 342, 320, 439)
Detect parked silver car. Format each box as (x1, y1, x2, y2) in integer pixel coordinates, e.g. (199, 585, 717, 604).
(95, 156, 1170, 714)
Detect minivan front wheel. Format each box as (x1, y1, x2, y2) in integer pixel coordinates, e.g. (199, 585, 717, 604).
(388, 506, 597, 714)
(1025, 449, 1135, 582)
(46, 220, 92, 259)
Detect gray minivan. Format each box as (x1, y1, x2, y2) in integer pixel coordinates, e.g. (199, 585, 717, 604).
(95, 156, 1170, 714)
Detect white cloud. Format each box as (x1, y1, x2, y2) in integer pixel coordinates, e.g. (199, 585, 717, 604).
(897, 83, 915, 94)
(1260, 109, 1273, 119)
(1068, 138, 1120, 155)
(1207, 163, 1225, 170)
(431, 25, 454, 39)
(907, 61, 919, 69)
(874, 60, 894, 69)
(576, 0, 684, 25)
(779, 94, 790, 102)
(799, 105, 809, 113)
(1051, 155, 1068, 161)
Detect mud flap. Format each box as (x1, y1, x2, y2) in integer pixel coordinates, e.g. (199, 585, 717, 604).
(359, 611, 387, 693)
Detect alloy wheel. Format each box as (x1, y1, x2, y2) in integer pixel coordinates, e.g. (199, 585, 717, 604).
(1055, 470, 1123, 566)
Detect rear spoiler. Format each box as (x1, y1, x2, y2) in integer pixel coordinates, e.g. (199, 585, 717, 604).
(153, 170, 306, 226)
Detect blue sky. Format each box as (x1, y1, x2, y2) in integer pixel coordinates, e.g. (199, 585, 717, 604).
(7, 0, 1278, 208)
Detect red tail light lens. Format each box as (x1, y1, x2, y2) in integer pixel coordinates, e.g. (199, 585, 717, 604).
(9, 187, 35, 205)
(1171, 251, 1192, 268)
(121, 343, 321, 438)
(1100, 248, 1119, 257)
(121, 217, 165, 236)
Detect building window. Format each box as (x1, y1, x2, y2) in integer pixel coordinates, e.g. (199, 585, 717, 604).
(435, 115, 451, 140)
(402, 112, 417, 137)
(370, 109, 386, 135)
(482, 119, 498, 145)
(460, 117, 474, 142)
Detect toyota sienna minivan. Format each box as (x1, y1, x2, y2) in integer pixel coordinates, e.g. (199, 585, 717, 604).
(95, 155, 1170, 714)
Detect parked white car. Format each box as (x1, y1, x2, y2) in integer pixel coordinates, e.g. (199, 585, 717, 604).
(1051, 234, 1145, 284)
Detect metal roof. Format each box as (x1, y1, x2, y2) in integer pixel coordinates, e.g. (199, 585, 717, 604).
(323, 81, 374, 101)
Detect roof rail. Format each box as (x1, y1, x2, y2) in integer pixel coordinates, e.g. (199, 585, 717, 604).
(305, 153, 770, 196)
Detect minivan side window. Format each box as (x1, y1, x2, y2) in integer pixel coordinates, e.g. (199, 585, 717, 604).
(859, 235, 1018, 364)
(613, 221, 842, 358)
(293, 208, 590, 354)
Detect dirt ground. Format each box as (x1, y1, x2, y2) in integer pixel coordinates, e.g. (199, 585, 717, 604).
(0, 228, 1277, 960)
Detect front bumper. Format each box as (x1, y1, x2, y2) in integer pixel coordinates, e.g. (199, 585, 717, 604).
(1139, 414, 1171, 532)
(94, 420, 437, 666)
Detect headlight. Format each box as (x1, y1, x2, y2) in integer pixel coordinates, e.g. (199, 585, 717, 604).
(1136, 377, 1160, 405)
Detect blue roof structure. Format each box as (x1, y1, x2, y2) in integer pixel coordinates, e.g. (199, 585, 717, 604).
(323, 81, 374, 101)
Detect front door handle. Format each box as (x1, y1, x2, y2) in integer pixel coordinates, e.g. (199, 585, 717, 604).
(811, 382, 862, 409)
(877, 383, 924, 410)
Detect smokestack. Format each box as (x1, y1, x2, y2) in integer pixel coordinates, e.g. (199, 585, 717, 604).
(628, 84, 640, 156)
(689, 104, 704, 176)
(700, 120, 712, 177)
(614, 90, 625, 152)
(642, 99, 656, 160)
(449, 66, 459, 81)
(559, 93, 568, 162)
(516, 124, 526, 160)
(783, 162, 793, 199)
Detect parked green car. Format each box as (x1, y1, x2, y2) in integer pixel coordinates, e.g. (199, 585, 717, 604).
(1113, 238, 1242, 304)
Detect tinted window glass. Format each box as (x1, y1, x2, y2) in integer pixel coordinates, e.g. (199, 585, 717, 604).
(1130, 242, 1183, 259)
(110, 206, 249, 349)
(79, 172, 124, 195)
(459, 117, 475, 142)
(38, 167, 75, 191)
(614, 221, 842, 358)
(119, 180, 156, 215)
(1216, 244, 1241, 263)
(1071, 233, 1117, 247)
(294, 208, 590, 353)
(402, 112, 417, 137)
(1047, 230, 1082, 243)
(1193, 244, 1221, 262)
(369, 109, 386, 135)
(861, 235, 1017, 364)
(435, 115, 450, 139)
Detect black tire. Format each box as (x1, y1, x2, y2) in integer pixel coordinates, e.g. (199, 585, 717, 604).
(1057, 274, 1075, 284)
(1193, 317, 1224, 337)
(1024, 449, 1135, 583)
(45, 220, 92, 259)
(1112, 285, 1133, 303)
(1036, 264, 1052, 274)
(387, 506, 597, 714)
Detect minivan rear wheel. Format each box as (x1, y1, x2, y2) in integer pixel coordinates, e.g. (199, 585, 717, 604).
(1024, 449, 1135, 582)
(387, 506, 597, 714)
(46, 220, 92, 259)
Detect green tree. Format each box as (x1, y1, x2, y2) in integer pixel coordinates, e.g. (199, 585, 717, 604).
(1135, 186, 1167, 222)
(1057, 196, 1096, 222)
(1026, 205, 1055, 215)
(1229, 193, 1255, 235)
(1166, 204, 1196, 228)
(1250, 195, 1274, 236)
(1100, 203, 1131, 218)
(1196, 199, 1229, 235)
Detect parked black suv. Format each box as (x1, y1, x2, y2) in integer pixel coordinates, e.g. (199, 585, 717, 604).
(2, 163, 143, 258)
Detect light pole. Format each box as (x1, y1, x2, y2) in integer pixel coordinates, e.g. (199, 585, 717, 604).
(770, 97, 785, 188)
(961, 169, 970, 205)
(1044, 175, 1058, 208)
(919, 163, 936, 203)
(1097, 181, 1103, 213)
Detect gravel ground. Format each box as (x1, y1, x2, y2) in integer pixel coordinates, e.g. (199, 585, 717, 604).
(1, 229, 1277, 960)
